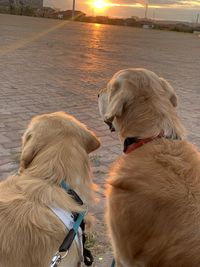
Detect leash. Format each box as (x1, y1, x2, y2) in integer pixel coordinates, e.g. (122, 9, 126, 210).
(110, 259, 115, 267)
(49, 180, 93, 267)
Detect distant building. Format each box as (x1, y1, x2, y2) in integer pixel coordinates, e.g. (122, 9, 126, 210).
(53, 10, 85, 20)
(0, 0, 43, 9)
(36, 6, 56, 17)
(35, 8, 85, 19)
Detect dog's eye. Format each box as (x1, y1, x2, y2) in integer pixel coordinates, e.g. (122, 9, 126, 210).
(98, 94, 100, 98)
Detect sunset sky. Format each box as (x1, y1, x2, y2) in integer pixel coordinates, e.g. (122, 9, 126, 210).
(44, 0, 200, 22)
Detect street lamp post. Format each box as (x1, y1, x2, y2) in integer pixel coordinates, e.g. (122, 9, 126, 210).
(72, 0, 75, 19)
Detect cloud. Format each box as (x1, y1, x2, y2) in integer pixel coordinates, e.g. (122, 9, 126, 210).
(108, 3, 199, 21)
(109, 0, 147, 5)
(109, 0, 200, 7)
(44, 0, 200, 10)
(149, 0, 196, 5)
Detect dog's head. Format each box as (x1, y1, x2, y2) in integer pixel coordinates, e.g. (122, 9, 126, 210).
(20, 112, 100, 171)
(98, 68, 185, 141)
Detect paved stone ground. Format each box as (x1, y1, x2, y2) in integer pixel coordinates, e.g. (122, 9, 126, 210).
(0, 14, 200, 266)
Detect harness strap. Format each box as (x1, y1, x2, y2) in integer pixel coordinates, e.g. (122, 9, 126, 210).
(49, 206, 83, 253)
(56, 181, 86, 254)
(52, 180, 93, 266)
(59, 212, 85, 253)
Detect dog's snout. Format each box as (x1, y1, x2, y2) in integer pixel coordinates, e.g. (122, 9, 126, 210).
(104, 120, 116, 132)
(110, 124, 116, 132)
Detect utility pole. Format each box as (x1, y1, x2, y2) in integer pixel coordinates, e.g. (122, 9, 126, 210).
(152, 10, 155, 21)
(72, 0, 75, 19)
(196, 13, 199, 24)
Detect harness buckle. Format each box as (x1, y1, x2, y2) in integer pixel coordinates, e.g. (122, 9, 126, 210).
(49, 251, 68, 267)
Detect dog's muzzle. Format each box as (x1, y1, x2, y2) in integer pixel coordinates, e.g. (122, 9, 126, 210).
(104, 120, 115, 132)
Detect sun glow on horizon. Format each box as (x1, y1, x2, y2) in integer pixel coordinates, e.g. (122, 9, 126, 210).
(86, 0, 200, 20)
(93, 0, 107, 9)
(89, 0, 200, 11)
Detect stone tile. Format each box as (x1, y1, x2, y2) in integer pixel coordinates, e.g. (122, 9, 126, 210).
(3, 141, 21, 149)
(0, 133, 11, 143)
(0, 156, 12, 166)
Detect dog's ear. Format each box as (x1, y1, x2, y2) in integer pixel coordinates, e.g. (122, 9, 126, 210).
(104, 80, 130, 124)
(160, 77, 178, 107)
(20, 132, 39, 170)
(81, 127, 100, 154)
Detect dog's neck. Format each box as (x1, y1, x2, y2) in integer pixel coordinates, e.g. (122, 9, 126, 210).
(18, 170, 94, 211)
(123, 132, 181, 153)
(19, 143, 95, 207)
(123, 134, 162, 153)
(115, 105, 186, 145)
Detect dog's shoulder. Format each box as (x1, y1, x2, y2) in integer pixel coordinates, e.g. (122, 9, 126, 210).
(108, 140, 200, 200)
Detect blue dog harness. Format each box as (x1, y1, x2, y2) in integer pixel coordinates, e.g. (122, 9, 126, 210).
(49, 180, 93, 267)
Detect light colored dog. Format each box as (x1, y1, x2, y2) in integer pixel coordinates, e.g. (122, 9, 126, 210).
(98, 68, 200, 267)
(0, 112, 100, 267)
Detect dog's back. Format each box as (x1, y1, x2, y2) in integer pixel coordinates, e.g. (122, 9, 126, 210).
(0, 175, 77, 267)
(107, 139, 200, 267)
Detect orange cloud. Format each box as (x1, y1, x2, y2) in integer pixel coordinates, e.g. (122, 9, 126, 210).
(103, 0, 200, 9)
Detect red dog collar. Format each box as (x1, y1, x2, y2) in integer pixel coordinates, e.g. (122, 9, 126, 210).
(124, 133, 163, 154)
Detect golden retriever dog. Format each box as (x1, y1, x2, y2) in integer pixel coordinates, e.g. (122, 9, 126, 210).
(98, 68, 200, 267)
(0, 112, 100, 267)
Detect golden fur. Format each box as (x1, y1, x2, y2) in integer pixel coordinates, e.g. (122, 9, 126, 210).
(0, 112, 100, 267)
(98, 68, 200, 267)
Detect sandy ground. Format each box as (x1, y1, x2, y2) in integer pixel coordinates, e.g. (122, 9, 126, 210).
(0, 14, 200, 266)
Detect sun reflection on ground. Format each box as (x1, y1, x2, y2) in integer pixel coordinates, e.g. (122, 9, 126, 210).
(89, 23, 104, 50)
(94, 23, 102, 28)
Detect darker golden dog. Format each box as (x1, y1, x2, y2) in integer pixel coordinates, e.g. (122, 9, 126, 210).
(0, 112, 100, 267)
(98, 68, 200, 267)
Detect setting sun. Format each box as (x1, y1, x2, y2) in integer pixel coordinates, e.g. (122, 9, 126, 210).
(93, 0, 107, 9)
